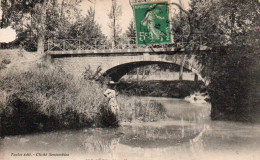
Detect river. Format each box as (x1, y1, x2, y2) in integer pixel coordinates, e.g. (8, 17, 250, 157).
(1, 97, 260, 160)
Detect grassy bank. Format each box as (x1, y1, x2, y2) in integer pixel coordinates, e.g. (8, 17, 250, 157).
(0, 50, 167, 136)
(96, 96, 167, 127)
(118, 96, 167, 122)
(0, 62, 108, 135)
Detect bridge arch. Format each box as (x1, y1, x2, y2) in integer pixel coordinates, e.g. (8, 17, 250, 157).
(51, 52, 207, 85)
(102, 60, 205, 84)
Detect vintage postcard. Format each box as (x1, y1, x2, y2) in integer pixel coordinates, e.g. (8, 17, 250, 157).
(0, 0, 259, 160)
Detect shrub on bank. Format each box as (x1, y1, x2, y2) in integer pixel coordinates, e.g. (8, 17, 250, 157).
(116, 80, 205, 98)
(118, 96, 167, 122)
(0, 62, 107, 136)
(96, 101, 119, 127)
(206, 47, 260, 122)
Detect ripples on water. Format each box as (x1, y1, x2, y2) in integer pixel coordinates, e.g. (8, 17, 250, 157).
(1, 97, 260, 160)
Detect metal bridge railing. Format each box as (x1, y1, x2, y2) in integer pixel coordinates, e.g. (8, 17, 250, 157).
(46, 34, 212, 52)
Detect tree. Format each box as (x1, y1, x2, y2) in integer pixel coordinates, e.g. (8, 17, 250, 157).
(108, 0, 122, 48)
(1, 0, 82, 53)
(124, 19, 136, 45)
(190, 0, 260, 122)
(170, 0, 191, 81)
(125, 20, 136, 38)
(1, 0, 54, 53)
(67, 7, 106, 46)
(1, 0, 36, 28)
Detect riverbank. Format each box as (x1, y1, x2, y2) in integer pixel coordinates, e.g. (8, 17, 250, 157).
(0, 49, 167, 136)
(115, 80, 205, 98)
(0, 60, 106, 135)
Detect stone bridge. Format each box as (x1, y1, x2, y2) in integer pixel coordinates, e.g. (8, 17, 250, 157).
(45, 36, 260, 122)
(48, 51, 208, 84)
(46, 35, 210, 84)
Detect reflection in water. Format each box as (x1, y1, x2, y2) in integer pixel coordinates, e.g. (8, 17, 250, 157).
(1, 97, 260, 160)
(119, 124, 203, 148)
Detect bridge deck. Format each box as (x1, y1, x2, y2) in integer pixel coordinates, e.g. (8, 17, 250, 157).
(47, 46, 209, 55)
(47, 48, 175, 55)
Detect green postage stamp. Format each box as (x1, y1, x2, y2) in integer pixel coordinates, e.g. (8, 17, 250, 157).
(133, 1, 172, 46)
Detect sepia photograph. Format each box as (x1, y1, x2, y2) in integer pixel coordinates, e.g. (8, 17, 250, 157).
(0, 0, 259, 160)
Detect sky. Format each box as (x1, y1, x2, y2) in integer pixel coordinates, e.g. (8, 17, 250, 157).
(0, 4, 17, 43)
(79, 0, 190, 37)
(0, 0, 190, 43)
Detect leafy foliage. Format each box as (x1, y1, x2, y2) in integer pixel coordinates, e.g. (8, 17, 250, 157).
(125, 20, 136, 39)
(1, 0, 105, 52)
(67, 8, 106, 45)
(190, 0, 260, 122)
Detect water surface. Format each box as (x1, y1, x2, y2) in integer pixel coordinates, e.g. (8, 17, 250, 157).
(1, 97, 260, 160)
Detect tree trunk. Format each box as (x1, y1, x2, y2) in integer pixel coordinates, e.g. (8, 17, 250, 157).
(179, 0, 185, 81)
(179, 65, 183, 80)
(179, 55, 186, 81)
(113, 6, 116, 47)
(137, 68, 140, 85)
(37, 0, 48, 54)
(37, 35, 45, 54)
(194, 74, 198, 81)
(142, 66, 146, 81)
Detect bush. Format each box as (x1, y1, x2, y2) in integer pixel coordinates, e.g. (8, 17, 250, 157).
(96, 102, 119, 128)
(206, 46, 260, 122)
(0, 62, 107, 135)
(116, 80, 205, 98)
(118, 96, 167, 122)
(0, 58, 11, 70)
(82, 65, 111, 86)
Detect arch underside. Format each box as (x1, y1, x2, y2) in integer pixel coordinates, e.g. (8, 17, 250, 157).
(102, 61, 202, 82)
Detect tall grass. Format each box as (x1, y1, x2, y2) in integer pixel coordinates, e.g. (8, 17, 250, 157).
(0, 62, 107, 135)
(0, 60, 169, 136)
(118, 96, 167, 122)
